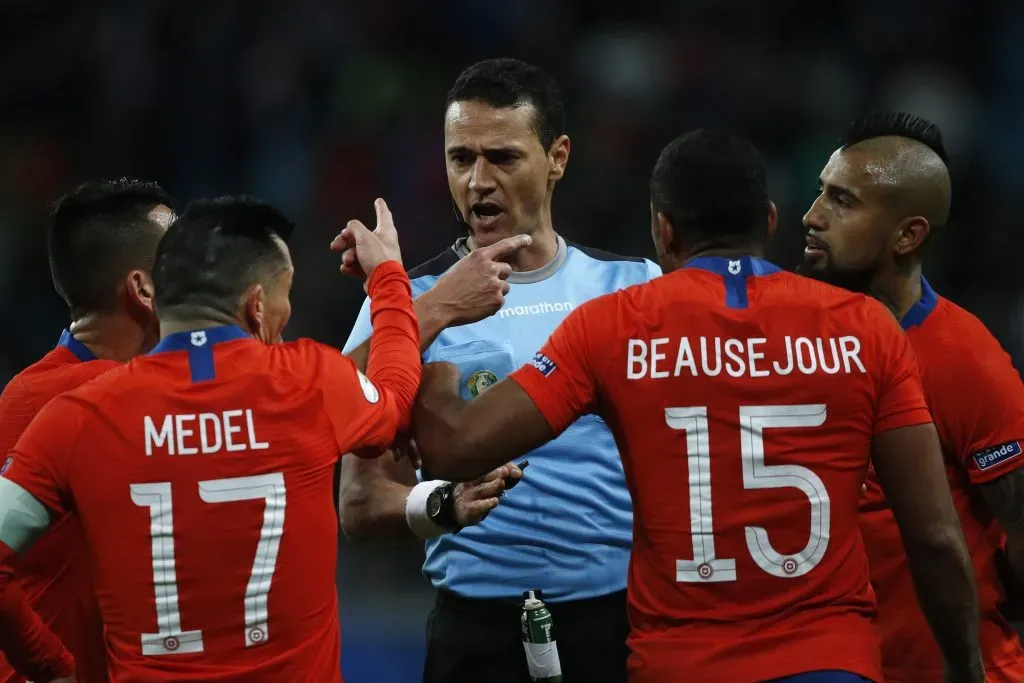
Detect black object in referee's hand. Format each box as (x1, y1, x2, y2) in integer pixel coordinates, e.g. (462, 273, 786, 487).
(501, 460, 529, 496)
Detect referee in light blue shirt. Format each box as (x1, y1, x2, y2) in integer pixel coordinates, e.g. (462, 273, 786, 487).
(340, 58, 659, 683)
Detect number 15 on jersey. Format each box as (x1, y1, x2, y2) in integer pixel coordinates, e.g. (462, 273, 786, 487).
(669, 404, 831, 583)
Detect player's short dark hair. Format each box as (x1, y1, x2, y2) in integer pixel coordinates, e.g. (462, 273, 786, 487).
(842, 112, 948, 163)
(446, 58, 566, 150)
(650, 129, 770, 249)
(153, 196, 295, 320)
(48, 178, 172, 315)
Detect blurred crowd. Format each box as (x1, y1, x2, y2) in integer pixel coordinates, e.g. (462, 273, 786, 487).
(2, 1, 1022, 678)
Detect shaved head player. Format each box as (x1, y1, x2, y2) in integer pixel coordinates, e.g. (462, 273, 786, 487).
(800, 112, 1024, 682)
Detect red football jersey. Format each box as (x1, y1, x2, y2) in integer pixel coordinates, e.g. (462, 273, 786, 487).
(1, 264, 420, 682)
(860, 277, 1024, 683)
(0, 330, 116, 683)
(510, 256, 933, 683)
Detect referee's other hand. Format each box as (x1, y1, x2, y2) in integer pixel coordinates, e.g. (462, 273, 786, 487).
(453, 462, 525, 527)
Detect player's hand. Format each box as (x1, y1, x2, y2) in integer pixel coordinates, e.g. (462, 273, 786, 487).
(330, 198, 403, 285)
(453, 462, 524, 527)
(392, 435, 423, 470)
(424, 233, 533, 327)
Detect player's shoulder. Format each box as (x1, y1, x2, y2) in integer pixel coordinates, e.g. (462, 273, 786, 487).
(773, 270, 870, 306)
(265, 337, 355, 374)
(919, 295, 1003, 350)
(4, 349, 120, 410)
(778, 272, 899, 323)
(915, 295, 1020, 379)
(564, 240, 659, 284)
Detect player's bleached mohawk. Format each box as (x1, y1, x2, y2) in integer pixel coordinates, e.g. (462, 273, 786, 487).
(842, 112, 948, 163)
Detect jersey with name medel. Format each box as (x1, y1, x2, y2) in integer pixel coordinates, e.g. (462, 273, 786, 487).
(344, 235, 661, 601)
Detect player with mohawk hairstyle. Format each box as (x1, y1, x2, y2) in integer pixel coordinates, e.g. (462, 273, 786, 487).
(800, 111, 1024, 682)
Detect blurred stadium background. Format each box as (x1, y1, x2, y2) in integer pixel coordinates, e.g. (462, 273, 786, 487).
(2, 1, 1023, 680)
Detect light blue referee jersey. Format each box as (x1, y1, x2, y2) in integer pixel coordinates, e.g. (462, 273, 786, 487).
(344, 235, 661, 602)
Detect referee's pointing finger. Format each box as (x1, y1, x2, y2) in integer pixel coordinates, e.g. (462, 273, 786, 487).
(479, 233, 532, 262)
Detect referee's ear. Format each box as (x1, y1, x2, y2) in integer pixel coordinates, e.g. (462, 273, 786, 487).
(547, 134, 570, 183)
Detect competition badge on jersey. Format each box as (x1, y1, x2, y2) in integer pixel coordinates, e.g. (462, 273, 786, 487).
(528, 353, 557, 377)
(467, 370, 499, 397)
(357, 370, 380, 404)
(973, 440, 1024, 472)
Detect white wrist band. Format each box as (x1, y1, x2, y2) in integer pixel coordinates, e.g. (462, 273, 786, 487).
(405, 480, 452, 539)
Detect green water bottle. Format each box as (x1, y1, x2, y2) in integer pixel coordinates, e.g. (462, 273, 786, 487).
(520, 589, 563, 682)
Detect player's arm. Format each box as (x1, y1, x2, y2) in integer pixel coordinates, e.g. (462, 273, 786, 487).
(0, 510, 74, 682)
(937, 343, 1024, 583)
(343, 235, 532, 372)
(321, 260, 421, 457)
(0, 397, 82, 682)
(979, 472, 1024, 581)
(869, 321, 984, 682)
(415, 301, 604, 481)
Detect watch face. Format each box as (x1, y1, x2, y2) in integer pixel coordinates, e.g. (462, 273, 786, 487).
(427, 491, 443, 517)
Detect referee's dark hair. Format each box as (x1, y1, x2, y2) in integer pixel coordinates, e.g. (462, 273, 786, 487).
(154, 196, 294, 321)
(49, 178, 173, 317)
(446, 58, 566, 151)
(650, 129, 770, 251)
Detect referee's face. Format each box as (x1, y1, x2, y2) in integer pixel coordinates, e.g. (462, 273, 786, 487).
(444, 100, 567, 249)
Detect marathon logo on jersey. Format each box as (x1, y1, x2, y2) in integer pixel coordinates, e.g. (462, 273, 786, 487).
(499, 301, 573, 319)
(972, 441, 1024, 471)
(529, 352, 557, 377)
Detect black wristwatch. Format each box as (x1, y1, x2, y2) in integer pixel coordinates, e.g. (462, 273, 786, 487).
(427, 482, 462, 532)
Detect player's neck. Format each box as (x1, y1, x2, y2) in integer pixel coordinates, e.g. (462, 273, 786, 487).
(68, 312, 147, 362)
(678, 243, 766, 271)
(160, 312, 247, 340)
(690, 245, 765, 260)
(875, 263, 924, 322)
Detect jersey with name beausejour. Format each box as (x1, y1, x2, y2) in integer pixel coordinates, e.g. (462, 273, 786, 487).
(345, 235, 660, 601)
(507, 255, 932, 682)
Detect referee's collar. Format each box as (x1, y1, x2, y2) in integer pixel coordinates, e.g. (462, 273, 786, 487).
(452, 234, 567, 285)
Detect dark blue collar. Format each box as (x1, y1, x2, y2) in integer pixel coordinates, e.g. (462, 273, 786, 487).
(899, 276, 939, 330)
(58, 329, 97, 363)
(684, 255, 782, 277)
(151, 325, 252, 354)
(683, 255, 782, 309)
